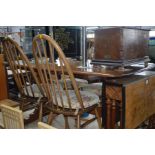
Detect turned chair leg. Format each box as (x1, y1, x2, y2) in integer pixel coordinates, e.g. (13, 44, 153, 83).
(64, 116, 70, 129)
(95, 107, 102, 129)
(76, 115, 81, 129)
(47, 112, 54, 125)
(38, 102, 43, 122)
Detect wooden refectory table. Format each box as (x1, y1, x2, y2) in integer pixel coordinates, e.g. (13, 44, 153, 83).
(8, 58, 155, 128)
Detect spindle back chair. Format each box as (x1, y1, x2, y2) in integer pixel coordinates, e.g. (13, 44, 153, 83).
(2, 37, 47, 122)
(32, 34, 101, 128)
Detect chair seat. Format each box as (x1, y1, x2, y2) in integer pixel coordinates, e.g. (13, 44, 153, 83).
(60, 78, 88, 89)
(55, 90, 99, 109)
(23, 84, 42, 97)
(26, 84, 99, 109)
(24, 83, 63, 97)
(83, 82, 102, 96)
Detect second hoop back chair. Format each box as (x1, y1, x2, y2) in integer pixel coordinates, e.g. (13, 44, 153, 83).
(2, 37, 47, 123)
(32, 34, 101, 129)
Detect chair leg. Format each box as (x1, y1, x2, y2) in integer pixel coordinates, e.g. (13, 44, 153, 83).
(64, 116, 70, 129)
(76, 115, 81, 129)
(95, 107, 102, 129)
(38, 102, 43, 122)
(47, 112, 53, 125)
(20, 102, 24, 111)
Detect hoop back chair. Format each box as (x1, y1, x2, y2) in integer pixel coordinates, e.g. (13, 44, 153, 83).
(32, 34, 101, 128)
(2, 37, 47, 122)
(0, 104, 24, 129)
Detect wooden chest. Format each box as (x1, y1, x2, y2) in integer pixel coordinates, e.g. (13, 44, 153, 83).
(93, 28, 149, 66)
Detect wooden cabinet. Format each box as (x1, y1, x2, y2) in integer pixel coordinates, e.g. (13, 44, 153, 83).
(0, 54, 8, 100)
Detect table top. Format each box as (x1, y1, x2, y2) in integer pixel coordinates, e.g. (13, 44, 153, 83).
(106, 71, 155, 86)
(6, 58, 155, 80)
(68, 62, 155, 79)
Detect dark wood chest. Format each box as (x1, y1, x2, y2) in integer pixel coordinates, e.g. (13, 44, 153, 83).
(93, 28, 149, 66)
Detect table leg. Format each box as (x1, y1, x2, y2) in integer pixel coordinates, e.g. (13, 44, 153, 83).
(111, 99, 116, 128)
(102, 81, 107, 128)
(106, 98, 112, 128)
(119, 102, 123, 128)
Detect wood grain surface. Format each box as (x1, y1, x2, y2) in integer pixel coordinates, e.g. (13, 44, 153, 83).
(0, 54, 8, 100)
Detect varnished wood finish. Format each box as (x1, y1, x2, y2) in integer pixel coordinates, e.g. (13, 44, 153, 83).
(64, 116, 70, 129)
(123, 73, 155, 128)
(125, 79, 146, 128)
(102, 71, 155, 129)
(67, 63, 155, 80)
(0, 99, 19, 108)
(146, 76, 155, 117)
(30, 59, 155, 128)
(0, 54, 8, 100)
(94, 107, 102, 128)
(1, 37, 47, 122)
(30, 58, 155, 79)
(29, 54, 155, 128)
(32, 34, 101, 129)
(71, 65, 148, 78)
(143, 76, 155, 128)
(111, 100, 116, 128)
(106, 99, 111, 128)
(119, 102, 123, 129)
(94, 28, 149, 66)
(106, 86, 122, 101)
(102, 85, 122, 128)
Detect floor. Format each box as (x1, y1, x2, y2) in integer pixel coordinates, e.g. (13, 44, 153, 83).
(0, 92, 100, 129)
(0, 110, 149, 129)
(25, 114, 100, 129)
(0, 110, 100, 129)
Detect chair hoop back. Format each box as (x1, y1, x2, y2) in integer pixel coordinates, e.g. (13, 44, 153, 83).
(32, 34, 84, 115)
(2, 37, 44, 98)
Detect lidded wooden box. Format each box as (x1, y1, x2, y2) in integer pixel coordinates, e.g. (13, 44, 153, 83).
(92, 27, 149, 66)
